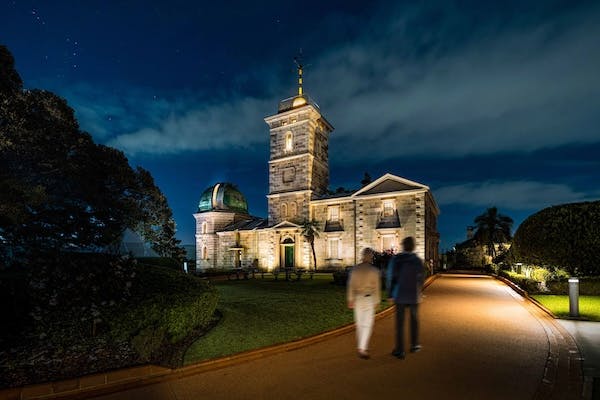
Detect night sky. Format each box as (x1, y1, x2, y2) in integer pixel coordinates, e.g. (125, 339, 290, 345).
(2, 0, 599, 251)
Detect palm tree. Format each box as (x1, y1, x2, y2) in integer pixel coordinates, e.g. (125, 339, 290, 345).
(300, 219, 320, 271)
(473, 207, 513, 259)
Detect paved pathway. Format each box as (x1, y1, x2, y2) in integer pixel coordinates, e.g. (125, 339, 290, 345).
(93, 274, 582, 400)
(558, 319, 600, 398)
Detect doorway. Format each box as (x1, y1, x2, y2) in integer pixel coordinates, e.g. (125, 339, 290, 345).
(281, 237, 294, 269)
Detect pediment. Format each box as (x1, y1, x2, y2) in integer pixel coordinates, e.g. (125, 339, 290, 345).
(271, 220, 301, 230)
(353, 173, 428, 197)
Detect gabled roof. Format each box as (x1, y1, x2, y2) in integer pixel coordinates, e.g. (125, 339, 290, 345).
(270, 220, 301, 229)
(352, 173, 429, 197)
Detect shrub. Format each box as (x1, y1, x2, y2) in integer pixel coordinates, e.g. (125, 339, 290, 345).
(26, 252, 138, 344)
(137, 257, 182, 271)
(531, 267, 551, 284)
(511, 201, 600, 276)
(108, 264, 218, 362)
(332, 267, 351, 286)
(499, 270, 541, 293)
(546, 277, 600, 296)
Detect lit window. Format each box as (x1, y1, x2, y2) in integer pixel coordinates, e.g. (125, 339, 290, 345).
(281, 203, 288, 218)
(328, 205, 340, 222)
(382, 235, 395, 252)
(290, 202, 297, 217)
(383, 199, 395, 217)
(285, 131, 293, 153)
(202, 221, 208, 234)
(328, 238, 340, 259)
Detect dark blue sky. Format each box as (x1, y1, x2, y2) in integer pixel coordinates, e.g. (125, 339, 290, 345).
(2, 0, 599, 251)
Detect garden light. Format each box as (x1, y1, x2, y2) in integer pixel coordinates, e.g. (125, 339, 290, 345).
(568, 277, 579, 317)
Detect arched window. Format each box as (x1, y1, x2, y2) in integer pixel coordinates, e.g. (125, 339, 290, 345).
(202, 245, 208, 260)
(281, 203, 288, 218)
(284, 131, 293, 153)
(202, 221, 208, 234)
(289, 202, 297, 218)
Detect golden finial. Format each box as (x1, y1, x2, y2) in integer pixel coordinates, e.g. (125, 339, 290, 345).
(293, 50, 304, 96)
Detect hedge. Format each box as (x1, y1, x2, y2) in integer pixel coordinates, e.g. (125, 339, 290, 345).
(498, 270, 541, 294)
(511, 201, 600, 276)
(546, 277, 600, 296)
(109, 264, 218, 361)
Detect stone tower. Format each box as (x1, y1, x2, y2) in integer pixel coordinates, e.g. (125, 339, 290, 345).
(264, 85, 334, 225)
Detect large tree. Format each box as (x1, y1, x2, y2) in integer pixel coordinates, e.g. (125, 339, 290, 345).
(473, 207, 513, 259)
(0, 45, 184, 266)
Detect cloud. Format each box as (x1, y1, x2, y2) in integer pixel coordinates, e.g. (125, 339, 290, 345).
(106, 96, 273, 155)
(434, 181, 597, 210)
(312, 3, 600, 160)
(57, 83, 179, 141)
(69, 2, 600, 158)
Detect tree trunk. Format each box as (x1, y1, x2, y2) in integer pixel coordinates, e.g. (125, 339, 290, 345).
(311, 244, 317, 272)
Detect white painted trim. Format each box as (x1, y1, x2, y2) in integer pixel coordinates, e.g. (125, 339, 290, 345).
(352, 173, 430, 197)
(269, 153, 311, 164)
(354, 188, 427, 200)
(267, 190, 312, 198)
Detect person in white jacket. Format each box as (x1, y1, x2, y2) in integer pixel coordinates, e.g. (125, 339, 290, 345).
(347, 248, 382, 359)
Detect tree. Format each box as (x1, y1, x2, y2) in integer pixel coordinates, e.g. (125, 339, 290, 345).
(361, 172, 372, 187)
(0, 45, 184, 266)
(301, 219, 321, 271)
(473, 207, 513, 259)
(511, 201, 600, 276)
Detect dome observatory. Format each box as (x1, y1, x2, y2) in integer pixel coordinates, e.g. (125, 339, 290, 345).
(197, 183, 248, 214)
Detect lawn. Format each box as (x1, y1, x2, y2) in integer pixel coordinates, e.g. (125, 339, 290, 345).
(184, 274, 386, 365)
(531, 295, 600, 321)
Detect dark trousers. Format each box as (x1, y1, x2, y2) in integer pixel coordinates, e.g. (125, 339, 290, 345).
(394, 303, 419, 353)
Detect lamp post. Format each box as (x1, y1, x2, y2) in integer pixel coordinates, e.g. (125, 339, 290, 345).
(568, 277, 579, 318)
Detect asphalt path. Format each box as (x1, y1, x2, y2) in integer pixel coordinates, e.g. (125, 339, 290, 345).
(94, 274, 579, 400)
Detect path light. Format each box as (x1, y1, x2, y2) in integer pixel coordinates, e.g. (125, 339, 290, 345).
(568, 277, 579, 318)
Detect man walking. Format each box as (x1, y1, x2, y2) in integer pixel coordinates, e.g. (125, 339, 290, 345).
(347, 248, 381, 359)
(387, 236, 425, 359)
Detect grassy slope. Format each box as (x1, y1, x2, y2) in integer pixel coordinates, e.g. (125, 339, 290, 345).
(184, 274, 387, 364)
(532, 295, 600, 321)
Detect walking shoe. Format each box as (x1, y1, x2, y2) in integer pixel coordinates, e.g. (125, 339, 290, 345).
(358, 350, 370, 359)
(410, 345, 422, 353)
(392, 350, 405, 359)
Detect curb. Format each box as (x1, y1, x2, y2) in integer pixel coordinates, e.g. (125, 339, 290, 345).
(492, 275, 585, 400)
(0, 275, 438, 400)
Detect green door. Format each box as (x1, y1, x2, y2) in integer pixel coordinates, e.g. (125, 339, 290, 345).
(284, 245, 294, 268)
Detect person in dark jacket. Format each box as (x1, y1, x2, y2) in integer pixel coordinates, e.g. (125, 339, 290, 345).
(386, 236, 425, 359)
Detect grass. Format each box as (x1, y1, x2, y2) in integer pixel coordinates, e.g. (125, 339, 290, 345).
(531, 295, 600, 321)
(183, 274, 387, 365)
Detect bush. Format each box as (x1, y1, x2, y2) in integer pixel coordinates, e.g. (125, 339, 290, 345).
(499, 270, 541, 293)
(546, 277, 600, 296)
(108, 264, 218, 362)
(531, 267, 551, 284)
(25, 252, 138, 344)
(332, 267, 351, 286)
(511, 201, 600, 276)
(137, 257, 182, 271)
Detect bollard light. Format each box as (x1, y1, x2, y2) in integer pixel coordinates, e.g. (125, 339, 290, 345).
(568, 277, 579, 317)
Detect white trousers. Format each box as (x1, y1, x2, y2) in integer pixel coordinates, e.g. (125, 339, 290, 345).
(353, 295, 376, 351)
